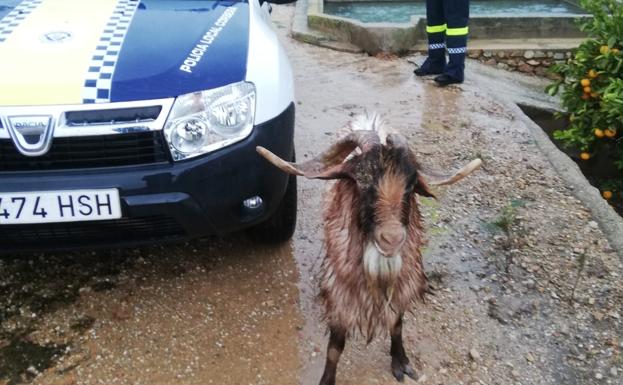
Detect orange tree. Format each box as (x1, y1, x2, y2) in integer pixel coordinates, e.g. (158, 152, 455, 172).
(546, 0, 622, 200)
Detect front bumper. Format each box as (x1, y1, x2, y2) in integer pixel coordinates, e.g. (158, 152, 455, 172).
(0, 103, 295, 251)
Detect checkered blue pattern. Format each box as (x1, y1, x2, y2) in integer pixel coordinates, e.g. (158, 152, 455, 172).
(429, 43, 446, 50)
(447, 47, 467, 54)
(0, 0, 42, 43)
(82, 0, 139, 104)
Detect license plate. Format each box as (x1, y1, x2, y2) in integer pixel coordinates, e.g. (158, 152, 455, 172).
(0, 189, 122, 224)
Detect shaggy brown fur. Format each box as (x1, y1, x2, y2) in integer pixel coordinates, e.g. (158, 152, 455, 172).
(319, 170, 428, 342)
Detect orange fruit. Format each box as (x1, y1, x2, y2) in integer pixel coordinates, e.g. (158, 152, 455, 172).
(591, 92, 600, 98)
(602, 191, 613, 200)
(600, 45, 610, 55)
(594, 128, 604, 138)
(581, 78, 591, 87)
(581, 94, 590, 100)
(583, 86, 592, 93)
(605, 129, 617, 138)
(580, 152, 591, 160)
(588, 69, 598, 78)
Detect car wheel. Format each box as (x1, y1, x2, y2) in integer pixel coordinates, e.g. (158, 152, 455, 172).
(247, 152, 297, 243)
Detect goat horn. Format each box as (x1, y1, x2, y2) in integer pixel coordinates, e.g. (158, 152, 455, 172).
(257, 130, 380, 180)
(420, 159, 482, 186)
(256, 146, 304, 176)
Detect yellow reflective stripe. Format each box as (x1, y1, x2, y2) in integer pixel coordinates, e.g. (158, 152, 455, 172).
(426, 24, 447, 33)
(446, 26, 469, 36)
(0, 0, 119, 106)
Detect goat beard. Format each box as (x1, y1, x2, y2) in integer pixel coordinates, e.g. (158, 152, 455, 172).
(363, 241, 402, 298)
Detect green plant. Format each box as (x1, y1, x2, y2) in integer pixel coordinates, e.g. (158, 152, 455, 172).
(570, 253, 587, 304)
(488, 199, 524, 233)
(487, 200, 525, 273)
(492, 203, 518, 233)
(546, 0, 622, 197)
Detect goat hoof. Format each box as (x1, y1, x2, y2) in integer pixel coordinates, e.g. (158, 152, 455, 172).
(392, 360, 417, 382)
(403, 364, 417, 380)
(392, 365, 405, 382)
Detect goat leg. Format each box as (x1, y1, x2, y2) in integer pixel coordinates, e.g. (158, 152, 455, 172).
(319, 327, 346, 385)
(390, 315, 417, 382)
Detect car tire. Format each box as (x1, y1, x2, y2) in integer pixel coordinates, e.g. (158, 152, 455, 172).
(246, 151, 297, 243)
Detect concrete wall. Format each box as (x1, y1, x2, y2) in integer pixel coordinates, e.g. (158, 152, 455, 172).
(307, 13, 421, 54)
(325, 0, 583, 6)
(306, 0, 589, 54)
(469, 16, 589, 40)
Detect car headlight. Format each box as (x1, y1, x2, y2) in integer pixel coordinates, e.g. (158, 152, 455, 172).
(164, 81, 256, 161)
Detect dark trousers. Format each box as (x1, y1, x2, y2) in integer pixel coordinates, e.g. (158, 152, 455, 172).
(424, 0, 470, 81)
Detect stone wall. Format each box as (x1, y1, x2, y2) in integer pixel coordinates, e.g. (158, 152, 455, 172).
(467, 49, 572, 78)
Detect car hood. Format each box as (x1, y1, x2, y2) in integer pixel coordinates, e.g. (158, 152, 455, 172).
(0, 0, 249, 106)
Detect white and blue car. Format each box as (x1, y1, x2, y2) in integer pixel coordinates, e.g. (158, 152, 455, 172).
(0, 0, 297, 250)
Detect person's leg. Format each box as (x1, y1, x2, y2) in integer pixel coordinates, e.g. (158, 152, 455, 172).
(414, 0, 446, 76)
(435, 0, 469, 84)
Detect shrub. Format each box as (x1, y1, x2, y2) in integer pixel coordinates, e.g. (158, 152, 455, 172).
(546, 0, 623, 202)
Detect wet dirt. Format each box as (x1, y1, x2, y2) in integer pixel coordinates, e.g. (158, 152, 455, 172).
(1, 239, 302, 385)
(1, 340, 65, 385)
(1, 4, 622, 385)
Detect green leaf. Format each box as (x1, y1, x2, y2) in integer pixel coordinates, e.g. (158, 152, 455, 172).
(545, 0, 623, 177)
(608, 36, 617, 48)
(545, 83, 561, 96)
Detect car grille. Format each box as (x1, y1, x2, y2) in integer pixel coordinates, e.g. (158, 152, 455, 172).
(0, 131, 171, 171)
(64, 106, 162, 127)
(0, 98, 174, 171)
(0, 215, 186, 250)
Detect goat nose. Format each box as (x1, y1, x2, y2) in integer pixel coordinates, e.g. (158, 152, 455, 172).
(379, 230, 406, 248)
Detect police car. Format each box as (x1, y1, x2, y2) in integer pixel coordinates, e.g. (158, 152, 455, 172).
(0, 0, 297, 251)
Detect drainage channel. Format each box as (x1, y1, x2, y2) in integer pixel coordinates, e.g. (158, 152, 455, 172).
(518, 104, 622, 217)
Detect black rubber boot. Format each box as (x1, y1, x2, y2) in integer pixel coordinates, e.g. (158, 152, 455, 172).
(433, 73, 463, 86)
(414, 56, 445, 76)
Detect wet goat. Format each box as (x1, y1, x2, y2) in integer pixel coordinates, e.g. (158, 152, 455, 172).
(257, 114, 481, 384)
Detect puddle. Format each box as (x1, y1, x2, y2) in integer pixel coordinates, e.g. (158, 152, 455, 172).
(0, 252, 134, 331)
(420, 84, 463, 133)
(0, 339, 66, 384)
(69, 316, 96, 334)
(519, 104, 622, 216)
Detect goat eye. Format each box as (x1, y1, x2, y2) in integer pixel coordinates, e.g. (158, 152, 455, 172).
(406, 175, 418, 192)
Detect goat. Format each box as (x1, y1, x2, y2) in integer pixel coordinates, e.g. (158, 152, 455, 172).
(257, 113, 481, 385)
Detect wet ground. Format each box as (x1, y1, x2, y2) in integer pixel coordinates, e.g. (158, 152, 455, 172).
(0, 239, 302, 385)
(1, 4, 622, 385)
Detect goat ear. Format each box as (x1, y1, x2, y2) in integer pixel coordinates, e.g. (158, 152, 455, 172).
(256, 130, 380, 180)
(414, 173, 436, 198)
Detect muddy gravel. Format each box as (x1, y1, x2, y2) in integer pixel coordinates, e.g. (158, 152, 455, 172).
(1, 4, 622, 385)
